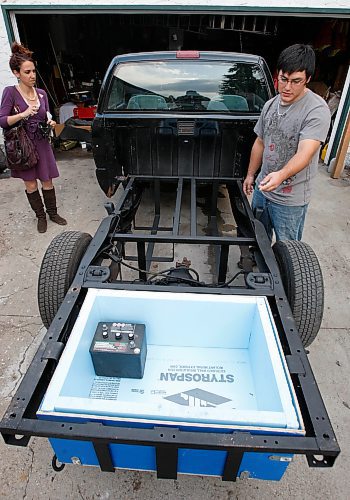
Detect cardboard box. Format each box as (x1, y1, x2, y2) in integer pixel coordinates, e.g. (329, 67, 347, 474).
(55, 124, 92, 138)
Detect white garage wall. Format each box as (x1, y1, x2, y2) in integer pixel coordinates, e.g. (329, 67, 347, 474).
(0, 0, 349, 150)
(0, 10, 15, 90)
(0, 0, 349, 90)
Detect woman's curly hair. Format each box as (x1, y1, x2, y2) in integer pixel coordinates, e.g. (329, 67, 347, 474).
(9, 42, 34, 72)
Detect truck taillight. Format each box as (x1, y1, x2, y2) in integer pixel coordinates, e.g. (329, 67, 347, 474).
(176, 51, 200, 59)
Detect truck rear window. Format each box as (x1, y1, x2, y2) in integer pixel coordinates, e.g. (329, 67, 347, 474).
(105, 61, 270, 113)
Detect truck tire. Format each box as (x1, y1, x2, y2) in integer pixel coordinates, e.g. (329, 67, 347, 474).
(38, 231, 92, 328)
(273, 240, 324, 347)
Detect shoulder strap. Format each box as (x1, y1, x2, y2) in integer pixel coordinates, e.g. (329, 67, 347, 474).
(38, 90, 47, 112)
(11, 86, 20, 114)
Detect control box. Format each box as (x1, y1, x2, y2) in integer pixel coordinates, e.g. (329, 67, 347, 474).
(90, 322, 147, 379)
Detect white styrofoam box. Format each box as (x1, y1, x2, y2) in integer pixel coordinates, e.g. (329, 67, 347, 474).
(38, 288, 304, 434)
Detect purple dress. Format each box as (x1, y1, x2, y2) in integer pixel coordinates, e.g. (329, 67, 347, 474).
(0, 85, 59, 181)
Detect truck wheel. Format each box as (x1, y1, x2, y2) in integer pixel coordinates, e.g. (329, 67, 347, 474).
(38, 231, 92, 328)
(273, 240, 324, 347)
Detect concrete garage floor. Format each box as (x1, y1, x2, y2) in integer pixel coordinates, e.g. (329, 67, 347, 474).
(0, 149, 349, 500)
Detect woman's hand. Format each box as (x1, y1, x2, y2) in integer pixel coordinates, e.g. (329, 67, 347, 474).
(48, 119, 56, 128)
(21, 104, 39, 119)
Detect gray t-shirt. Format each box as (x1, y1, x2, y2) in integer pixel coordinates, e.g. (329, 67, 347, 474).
(254, 90, 331, 206)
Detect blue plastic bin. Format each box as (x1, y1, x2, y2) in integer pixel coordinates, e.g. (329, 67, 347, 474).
(38, 289, 304, 480)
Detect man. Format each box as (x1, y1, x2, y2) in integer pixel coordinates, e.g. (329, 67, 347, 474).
(243, 44, 331, 241)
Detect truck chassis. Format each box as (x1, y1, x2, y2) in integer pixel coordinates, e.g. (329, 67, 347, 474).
(0, 174, 340, 481)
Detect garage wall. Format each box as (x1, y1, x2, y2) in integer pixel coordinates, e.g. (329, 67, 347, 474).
(1, 0, 349, 90)
(0, 0, 349, 154)
(0, 7, 14, 89)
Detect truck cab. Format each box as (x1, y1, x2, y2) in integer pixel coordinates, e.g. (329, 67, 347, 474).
(92, 51, 275, 196)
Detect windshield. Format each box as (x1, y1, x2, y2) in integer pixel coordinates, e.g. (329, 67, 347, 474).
(105, 60, 270, 113)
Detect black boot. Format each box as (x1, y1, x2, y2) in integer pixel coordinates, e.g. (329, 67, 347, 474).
(42, 187, 67, 225)
(26, 190, 47, 233)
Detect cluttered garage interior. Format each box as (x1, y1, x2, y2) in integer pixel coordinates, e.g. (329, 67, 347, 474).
(12, 9, 350, 158)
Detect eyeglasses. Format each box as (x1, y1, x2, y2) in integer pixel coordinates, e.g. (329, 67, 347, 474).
(278, 75, 306, 87)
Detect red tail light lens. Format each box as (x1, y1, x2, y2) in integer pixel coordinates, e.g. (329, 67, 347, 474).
(176, 51, 200, 59)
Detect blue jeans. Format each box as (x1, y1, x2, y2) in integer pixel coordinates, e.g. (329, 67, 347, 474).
(252, 188, 308, 241)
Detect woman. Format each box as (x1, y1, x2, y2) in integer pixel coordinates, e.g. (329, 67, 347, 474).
(0, 42, 66, 233)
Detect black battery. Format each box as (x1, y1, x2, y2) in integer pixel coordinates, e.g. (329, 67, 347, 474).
(90, 322, 147, 379)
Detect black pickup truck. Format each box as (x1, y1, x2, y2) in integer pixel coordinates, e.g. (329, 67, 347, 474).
(0, 51, 339, 482)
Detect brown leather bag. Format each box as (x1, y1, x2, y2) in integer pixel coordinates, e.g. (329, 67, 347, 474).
(4, 106, 39, 171)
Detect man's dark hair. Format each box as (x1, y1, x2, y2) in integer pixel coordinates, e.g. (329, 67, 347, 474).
(277, 44, 315, 79)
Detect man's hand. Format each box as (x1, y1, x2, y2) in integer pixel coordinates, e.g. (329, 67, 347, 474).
(258, 171, 284, 192)
(244, 137, 264, 196)
(259, 139, 322, 192)
(243, 174, 255, 196)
